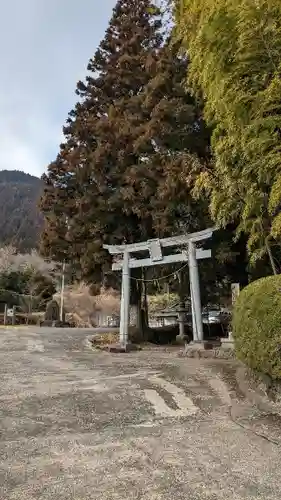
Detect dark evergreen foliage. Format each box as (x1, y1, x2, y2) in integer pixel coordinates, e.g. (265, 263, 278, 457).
(0, 170, 42, 250)
(40, 1, 211, 285)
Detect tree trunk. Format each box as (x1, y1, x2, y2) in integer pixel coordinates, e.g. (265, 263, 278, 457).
(265, 238, 278, 275)
(141, 269, 149, 339)
(134, 270, 149, 341)
(178, 270, 186, 338)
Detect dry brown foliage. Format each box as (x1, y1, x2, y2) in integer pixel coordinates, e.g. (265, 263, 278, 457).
(0, 246, 55, 276)
(53, 283, 120, 327)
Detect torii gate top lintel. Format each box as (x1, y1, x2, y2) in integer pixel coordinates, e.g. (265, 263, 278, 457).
(103, 227, 215, 257)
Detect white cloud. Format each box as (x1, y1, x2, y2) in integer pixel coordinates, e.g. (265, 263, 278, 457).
(0, 0, 116, 177)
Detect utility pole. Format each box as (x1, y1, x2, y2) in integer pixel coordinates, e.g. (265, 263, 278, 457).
(4, 304, 7, 326)
(60, 216, 69, 323)
(60, 260, 66, 322)
(177, 270, 186, 339)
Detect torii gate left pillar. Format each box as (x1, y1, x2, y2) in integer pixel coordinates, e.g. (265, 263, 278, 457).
(119, 250, 130, 347)
(104, 228, 214, 348)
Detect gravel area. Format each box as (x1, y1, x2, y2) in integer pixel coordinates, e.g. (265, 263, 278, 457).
(0, 327, 281, 499)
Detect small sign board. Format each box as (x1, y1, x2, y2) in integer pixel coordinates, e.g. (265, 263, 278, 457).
(7, 308, 14, 317)
(148, 239, 163, 262)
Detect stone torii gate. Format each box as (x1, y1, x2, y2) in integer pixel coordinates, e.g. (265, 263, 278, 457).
(104, 228, 214, 348)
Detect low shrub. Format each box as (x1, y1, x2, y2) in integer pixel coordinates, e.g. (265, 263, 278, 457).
(233, 275, 281, 379)
(91, 327, 145, 348)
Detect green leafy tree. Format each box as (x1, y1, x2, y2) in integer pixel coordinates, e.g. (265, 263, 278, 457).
(27, 272, 56, 311)
(0, 269, 31, 308)
(0, 269, 56, 312)
(175, 0, 281, 272)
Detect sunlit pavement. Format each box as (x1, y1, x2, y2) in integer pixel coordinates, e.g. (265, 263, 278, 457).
(0, 327, 281, 499)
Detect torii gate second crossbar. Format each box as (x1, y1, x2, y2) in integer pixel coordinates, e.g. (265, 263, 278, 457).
(104, 228, 215, 347)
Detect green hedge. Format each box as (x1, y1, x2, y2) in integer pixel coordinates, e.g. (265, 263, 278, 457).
(233, 275, 281, 379)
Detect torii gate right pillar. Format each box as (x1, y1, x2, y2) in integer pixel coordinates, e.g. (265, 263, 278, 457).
(188, 240, 203, 342)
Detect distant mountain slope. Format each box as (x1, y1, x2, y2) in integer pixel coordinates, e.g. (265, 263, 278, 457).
(0, 170, 43, 250)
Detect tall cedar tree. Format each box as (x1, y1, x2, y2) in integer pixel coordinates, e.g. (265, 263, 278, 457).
(110, 36, 213, 300)
(40, 0, 164, 292)
(127, 36, 211, 235)
(40, 0, 242, 307)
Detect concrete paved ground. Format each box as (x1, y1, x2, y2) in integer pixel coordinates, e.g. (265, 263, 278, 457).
(0, 327, 281, 499)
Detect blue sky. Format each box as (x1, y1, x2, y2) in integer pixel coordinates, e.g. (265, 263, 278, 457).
(0, 0, 116, 177)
